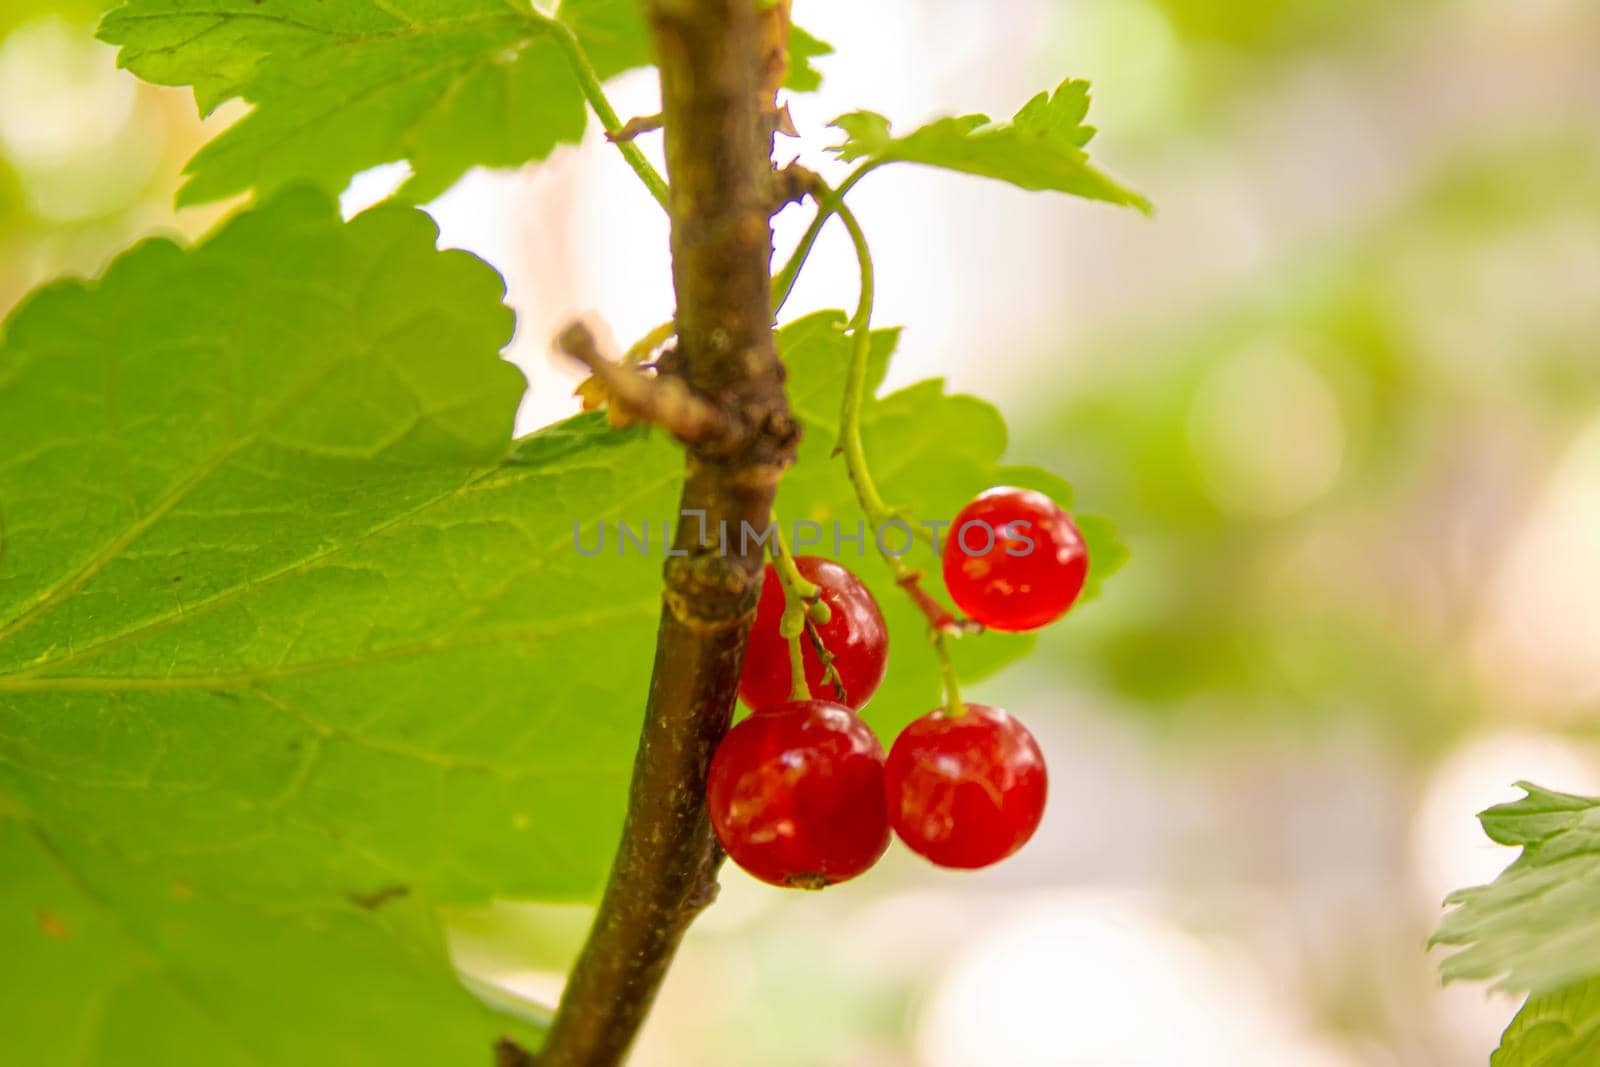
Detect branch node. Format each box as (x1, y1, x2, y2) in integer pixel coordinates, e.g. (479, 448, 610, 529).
(767, 102, 799, 139)
(558, 320, 734, 447)
(686, 875, 720, 913)
(768, 161, 822, 215)
(606, 113, 664, 143)
(493, 1038, 535, 1067)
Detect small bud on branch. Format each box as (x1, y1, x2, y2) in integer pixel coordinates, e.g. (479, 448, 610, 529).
(606, 113, 665, 143)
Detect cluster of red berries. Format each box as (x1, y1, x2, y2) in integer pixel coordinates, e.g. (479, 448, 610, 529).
(707, 488, 1088, 889)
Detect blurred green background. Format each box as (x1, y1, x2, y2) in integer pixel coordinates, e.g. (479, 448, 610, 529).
(5, 1, 1598, 1064)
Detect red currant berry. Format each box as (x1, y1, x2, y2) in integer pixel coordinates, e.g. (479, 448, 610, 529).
(885, 703, 1047, 869)
(740, 556, 888, 711)
(707, 700, 891, 888)
(942, 487, 1087, 632)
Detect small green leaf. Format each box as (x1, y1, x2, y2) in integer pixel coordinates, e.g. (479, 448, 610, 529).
(830, 78, 1151, 213)
(784, 26, 832, 93)
(1433, 783, 1600, 995)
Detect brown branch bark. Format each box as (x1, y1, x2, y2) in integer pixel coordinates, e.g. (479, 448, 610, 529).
(557, 321, 731, 445)
(514, 2, 794, 1065)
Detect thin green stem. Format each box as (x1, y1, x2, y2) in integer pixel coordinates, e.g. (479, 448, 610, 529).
(932, 632, 965, 716)
(770, 515, 819, 703)
(785, 631, 810, 703)
(823, 181, 971, 716)
(539, 13, 671, 210)
(828, 191, 930, 549)
(770, 209, 828, 315)
(771, 162, 879, 314)
(828, 194, 889, 525)
(770, 516, 819, 600)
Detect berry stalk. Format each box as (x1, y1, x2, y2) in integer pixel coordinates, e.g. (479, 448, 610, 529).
(823, 185, 968, 716)
(771, 161, 879, 314)
(770, 516, 825, 703)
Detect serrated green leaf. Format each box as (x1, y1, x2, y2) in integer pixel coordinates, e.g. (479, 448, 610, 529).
(784, 25, 831, 93)
(1493, 979, 1600, 1067)
(773, 311, 1126, 732)
(830, 78, 1151, 213)
(96, 1, 612, 205)
(0, 186, 661, 1061)
(1434, 783, 1600, 996)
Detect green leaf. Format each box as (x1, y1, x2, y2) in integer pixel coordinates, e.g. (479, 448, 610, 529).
(1435, 784, 1600, 1067)
(0, 816, 541, 1065)
(96, 1, 615, 205)
(0, 185, 672, 1061)
(784, 25, 831, 93)
(774, 311, 1127, 732)
(1433, 783, 1600, 995)
(555, 0, 651, 82)
(830, 78, 1151, 213)
(1492, 979, 1600, 1067)
(1434, 786, 1600, 1063)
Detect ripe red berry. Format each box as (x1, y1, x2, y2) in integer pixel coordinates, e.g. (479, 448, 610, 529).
(885, 703, 1047, 869)
(740, 556, 888, 711)
(942, 487, 1087, 632)
(707, 700, 891, 888)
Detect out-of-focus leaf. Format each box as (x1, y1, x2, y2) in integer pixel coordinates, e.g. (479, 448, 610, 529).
(1433, 779, 1600, 1067)
(1492, 979, 1600, 1067)
(1434, 783, 1600, 994)
(830, 79, 1150, 212)
(99, 0, 613, 204)
(784, 25, 831, 92)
